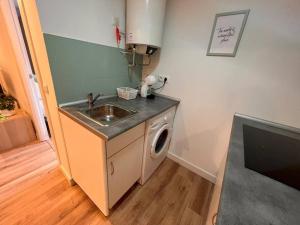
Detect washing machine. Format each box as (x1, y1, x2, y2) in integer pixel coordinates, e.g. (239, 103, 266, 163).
(139, 106, 176, 185)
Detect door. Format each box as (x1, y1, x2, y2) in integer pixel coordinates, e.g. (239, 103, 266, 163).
(16, 0, 73, 178)
(108, 137, 144, 208)
(1, 0, 49, 141)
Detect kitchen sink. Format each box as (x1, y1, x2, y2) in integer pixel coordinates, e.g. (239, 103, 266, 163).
(78, 104, 137, 127)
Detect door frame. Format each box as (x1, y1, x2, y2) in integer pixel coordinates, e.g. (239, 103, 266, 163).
(15, 0, 73, 181)
(1, 0, 49, 141)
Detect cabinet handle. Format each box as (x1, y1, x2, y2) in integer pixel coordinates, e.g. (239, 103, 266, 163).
(110, 161, 114, 175)
(212, 213, 217, 225)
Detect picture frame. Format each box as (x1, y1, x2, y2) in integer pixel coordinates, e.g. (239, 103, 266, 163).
(207, 9, 250, 57)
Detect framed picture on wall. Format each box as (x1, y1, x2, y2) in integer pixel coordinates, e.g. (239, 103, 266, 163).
(207, 9, 250, 57)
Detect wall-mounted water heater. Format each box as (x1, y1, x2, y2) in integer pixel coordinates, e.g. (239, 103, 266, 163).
(126, 0, 167, 56)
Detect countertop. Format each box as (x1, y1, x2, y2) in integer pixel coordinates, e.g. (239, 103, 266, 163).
(217, 114, 300, 225)
(59, 95, 179, 140)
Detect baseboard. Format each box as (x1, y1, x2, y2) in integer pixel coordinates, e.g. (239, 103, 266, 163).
(60, 165, 75, 186)
(167, 152, 217, 183)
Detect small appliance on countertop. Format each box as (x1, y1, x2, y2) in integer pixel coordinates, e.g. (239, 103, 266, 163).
(140, 74, 168, 99)
(140, 75, 157, 98)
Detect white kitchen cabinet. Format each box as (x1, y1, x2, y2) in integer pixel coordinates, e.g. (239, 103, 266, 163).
(59, 112, 109, 215)
(106, 123, 145, 158)
(59, 112, 145, 215)
(107, 137, 144, 208)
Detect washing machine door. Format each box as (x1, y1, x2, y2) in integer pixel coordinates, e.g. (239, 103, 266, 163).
(150, 123, 172, 159)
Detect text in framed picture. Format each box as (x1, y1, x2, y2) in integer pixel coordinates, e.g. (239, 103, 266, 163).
(207, 9, 250, 57)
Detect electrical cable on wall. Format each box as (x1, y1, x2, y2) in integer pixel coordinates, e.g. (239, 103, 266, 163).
(153, 77, 167, 90)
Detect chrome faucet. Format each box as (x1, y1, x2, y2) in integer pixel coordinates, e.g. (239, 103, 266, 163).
(87, 93, 102, 109)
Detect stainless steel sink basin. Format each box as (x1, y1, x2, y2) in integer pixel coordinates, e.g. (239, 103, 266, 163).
(77, 104, 137, 127)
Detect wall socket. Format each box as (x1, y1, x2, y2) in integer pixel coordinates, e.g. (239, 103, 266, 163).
(158, 74, 170, 82)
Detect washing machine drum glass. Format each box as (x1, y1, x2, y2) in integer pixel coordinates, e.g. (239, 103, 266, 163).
(151, 124, 172, 158)
(155, 129, 168, 153)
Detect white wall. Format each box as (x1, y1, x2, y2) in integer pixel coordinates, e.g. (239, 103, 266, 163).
(36, 0, 125, 48)
(151, 0, 300, 179)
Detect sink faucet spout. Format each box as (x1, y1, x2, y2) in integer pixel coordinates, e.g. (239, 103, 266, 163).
(87, 93, 102, 109)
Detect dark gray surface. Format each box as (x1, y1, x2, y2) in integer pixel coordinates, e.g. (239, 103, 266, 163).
(59, 95, 179, 140)
(217, 114, 300, 225)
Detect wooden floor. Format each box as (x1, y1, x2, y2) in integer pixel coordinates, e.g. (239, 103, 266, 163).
(0, 142, 213, 225)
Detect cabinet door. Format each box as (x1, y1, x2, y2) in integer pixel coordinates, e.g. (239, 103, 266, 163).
(60, 113, 109, 216)
(108, 137, 144, 208)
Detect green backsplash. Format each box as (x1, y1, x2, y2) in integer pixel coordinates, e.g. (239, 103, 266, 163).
(44, 34, 142, 104)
